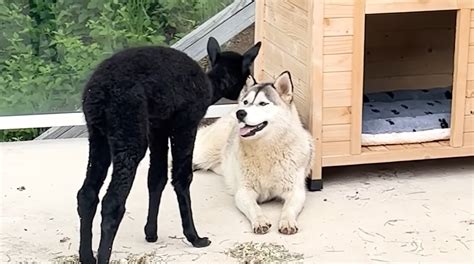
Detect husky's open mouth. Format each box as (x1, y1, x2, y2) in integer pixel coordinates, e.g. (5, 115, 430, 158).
(239, 121, 268, 137)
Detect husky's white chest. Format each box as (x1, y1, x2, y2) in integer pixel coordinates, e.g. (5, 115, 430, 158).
(230, 146, 296, 201)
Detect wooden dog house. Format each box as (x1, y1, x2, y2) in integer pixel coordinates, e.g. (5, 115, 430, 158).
(254, 0, 474, 190)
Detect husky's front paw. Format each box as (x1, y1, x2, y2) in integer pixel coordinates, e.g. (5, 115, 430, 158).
(278, 219, 298, 235)
(252, 216, 272, 234)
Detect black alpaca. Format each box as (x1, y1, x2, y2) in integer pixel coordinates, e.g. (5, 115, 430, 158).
(77, 37, 261, 264)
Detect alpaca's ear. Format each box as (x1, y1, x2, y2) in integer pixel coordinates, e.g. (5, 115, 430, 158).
(207, 37, 221, 65)
(274, 71, 293, 103)
(242, 41, 261, 72)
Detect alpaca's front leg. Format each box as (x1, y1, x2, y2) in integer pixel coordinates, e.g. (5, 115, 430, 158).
(279, 181, 306, 235)
(170, 123, 210, 248)
(235, 187, 271, 234)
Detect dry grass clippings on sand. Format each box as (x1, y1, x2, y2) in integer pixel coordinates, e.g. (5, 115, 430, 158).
(52, 251, 161, 264)
(225, 241, 304, 264)
(52, 240, 304, 263)
(52, 255, 79, 264)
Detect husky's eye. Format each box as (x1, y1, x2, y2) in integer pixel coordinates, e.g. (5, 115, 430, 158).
(259, 102, 268, 106)
(243, 100, 249, 105)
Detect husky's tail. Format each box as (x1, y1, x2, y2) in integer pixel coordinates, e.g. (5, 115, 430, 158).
(167, 113, 235, 173)
(192, 114, 235, 172)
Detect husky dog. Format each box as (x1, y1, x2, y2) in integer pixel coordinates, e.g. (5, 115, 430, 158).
(193, 71, 314, 235)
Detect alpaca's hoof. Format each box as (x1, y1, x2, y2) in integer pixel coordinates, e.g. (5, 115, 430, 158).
(144, 224, 158, 242)
(191, 237, 211, 248)
(79, 254, 96, 264)
(145, 234, 158, 243)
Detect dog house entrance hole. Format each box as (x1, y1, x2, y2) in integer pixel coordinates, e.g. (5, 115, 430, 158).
(361, 10, 456, 146)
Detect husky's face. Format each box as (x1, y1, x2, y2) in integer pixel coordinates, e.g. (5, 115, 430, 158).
(236, 71, 294, 139)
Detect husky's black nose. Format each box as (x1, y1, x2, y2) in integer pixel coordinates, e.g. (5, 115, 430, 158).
(236, 110, 247, 121)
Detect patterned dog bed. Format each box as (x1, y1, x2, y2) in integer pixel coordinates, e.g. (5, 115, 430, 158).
(362, 87, 452, 146)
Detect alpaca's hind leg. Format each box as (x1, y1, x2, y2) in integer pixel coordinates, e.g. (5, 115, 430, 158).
(95, 85, 148, 263)
(144, 122, 170, 242)
(77, 127, 111, 264)
(96, 138, 147, 263)
(170, 124, 211, 248)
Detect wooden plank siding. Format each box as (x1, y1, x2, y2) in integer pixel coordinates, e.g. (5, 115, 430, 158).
(467, 80, 474, 97)
(465, 115, 474, 132)
(464, 3, 474, 135)
(323, 53, 353, 72)
(323, 90, 352, 107)
(324, 1, 354, 18)
(253, 0, 265, 81)
(324, 17, 354, 36)
(365, 0, 460, 14)
(321, 1, 354, 155)
(323, 72, 352, 90)
(257, 0, 312, 125)
(263, 22, 309, 63)
(322, 107, 352, 125)
(323, 36, 353, 55)
(350, 0, 365, 154)
(465, 9, 474, 146)
(451, 8, 470, 147)
(322, 124, 351, 142)
(323, 140, 473, 167)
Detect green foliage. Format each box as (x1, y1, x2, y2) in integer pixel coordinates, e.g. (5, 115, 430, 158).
(0, 0, 231, 141)
(0, 0, 231, 115)
(0, 127, 48, 142)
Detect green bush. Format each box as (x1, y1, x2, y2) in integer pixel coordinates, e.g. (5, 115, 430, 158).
(0, 0, 232, 142)
(0, 127, 49, 142)
(0, 0, 231, 116)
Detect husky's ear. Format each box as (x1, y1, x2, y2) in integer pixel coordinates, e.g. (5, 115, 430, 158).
(246, 74, 257, 87)
(207, 37, 221, 65)
(274, 71, 293, 103)
(241, 74, 257, 94)
(242, 41, 261, 72)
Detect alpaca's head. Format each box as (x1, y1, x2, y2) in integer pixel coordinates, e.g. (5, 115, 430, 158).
(206, 37, 261, 101)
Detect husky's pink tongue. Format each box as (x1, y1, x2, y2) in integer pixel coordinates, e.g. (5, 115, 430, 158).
(239, 126, 254, 136)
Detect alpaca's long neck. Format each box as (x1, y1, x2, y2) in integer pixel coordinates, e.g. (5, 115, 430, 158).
(207, 69, 231, 104)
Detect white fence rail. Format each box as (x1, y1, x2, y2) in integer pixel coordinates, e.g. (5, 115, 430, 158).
(0, 105, 237, 130)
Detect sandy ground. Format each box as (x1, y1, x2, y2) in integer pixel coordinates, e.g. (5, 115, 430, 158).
(1, 138, 473, 263)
